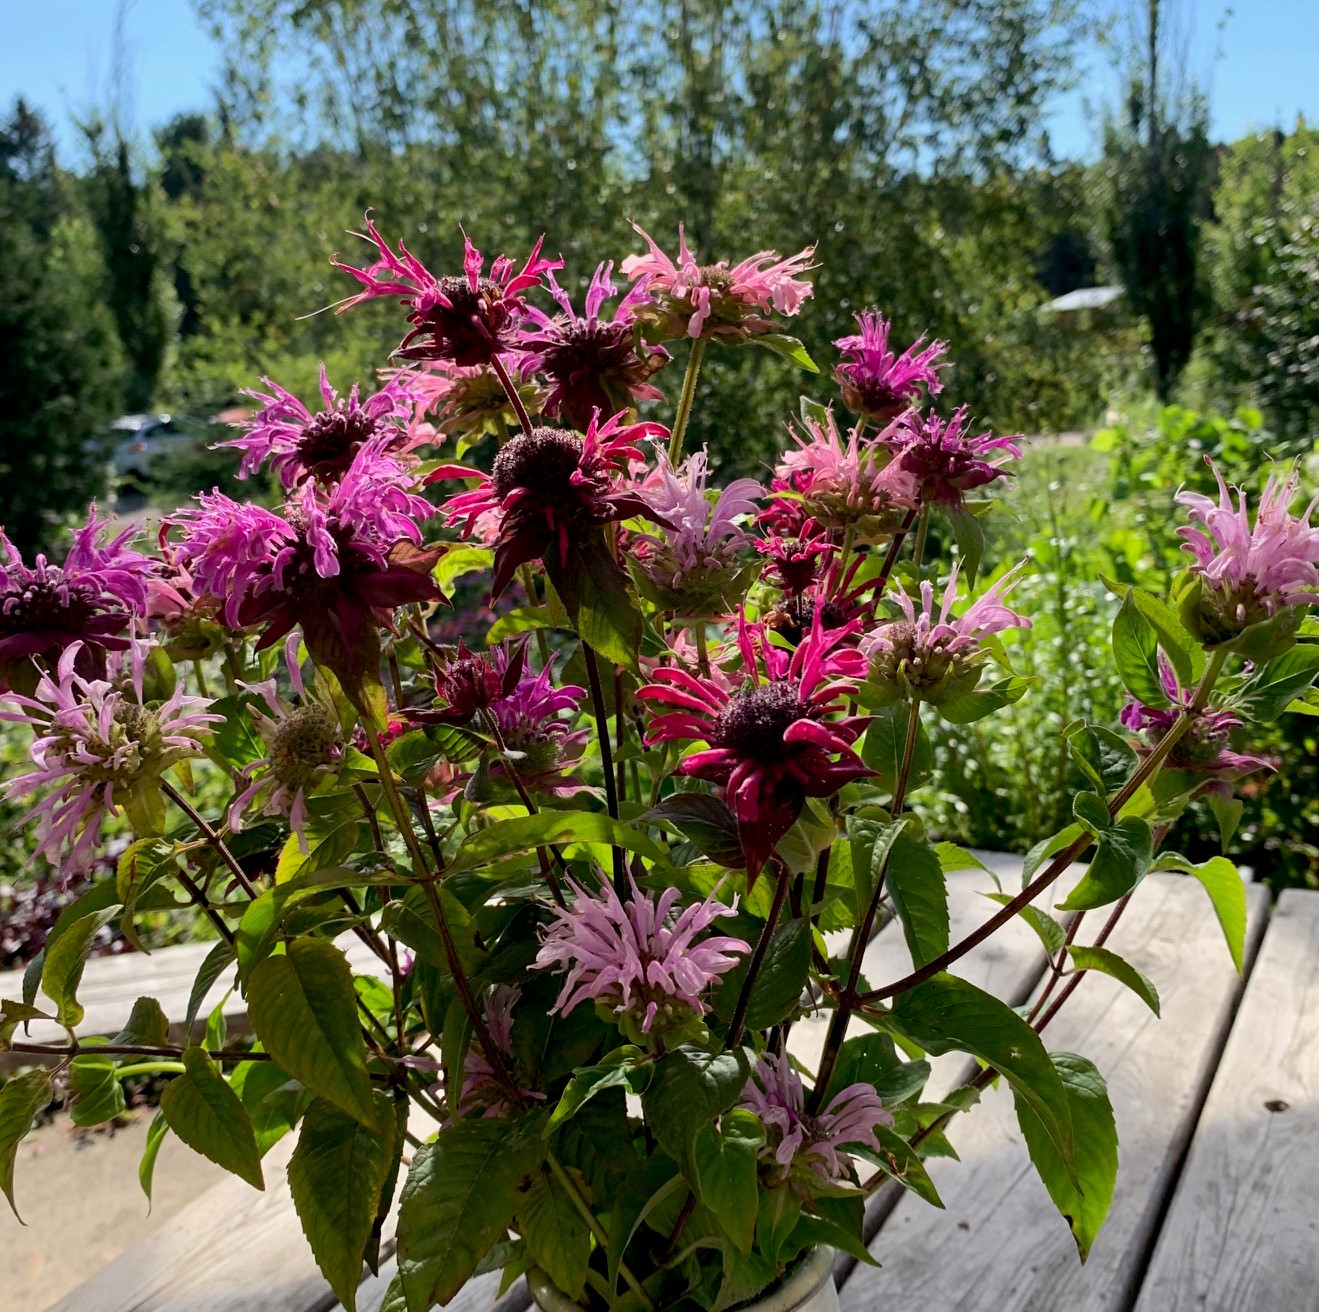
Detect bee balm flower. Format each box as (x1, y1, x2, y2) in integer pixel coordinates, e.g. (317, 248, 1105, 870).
(834, 312, 948, 422)
(881, 405, 1021, 508)
(535, 876, 748, 1037)
(638, 613, 871, 877)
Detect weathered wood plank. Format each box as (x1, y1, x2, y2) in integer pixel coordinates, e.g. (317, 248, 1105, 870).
(838, 873, 1270, 1312)
(1133, 888, 1319, 1312)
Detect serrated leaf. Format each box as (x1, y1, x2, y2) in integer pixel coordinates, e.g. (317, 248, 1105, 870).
(379, 884, 484, 978)
(851, 1125, 944, 1208)
(693, 1108, 764, 1256)
(450, 811, 665, 871)
(1, 1068, 52, 1220)
(1067, 945, 1160, 1014)
(822, 1033, 930, 1106)
(1059, 812, 1152, 912)
(1236, 644, 1319, 721)
(1156, 853, 1248, 973)
(885, 826, 949, 968)
(710, 918, 809, 1029)
(642, 1045, 752, 1180)
(887, 973, 1074, 1178)
(606, 1154, 684, 1295)
(1013, 1052, 1117, 1262)
(274, 805, 361, 885)
(229, 1055, 303, 1156)
(751, 331, 819, 371)
(1022, 823, 1084, 885)
(544, 536, 642, 675)
(41, 904, 119, 1028)
(185, 941, 237, 1034)
(546, 1046, 647, 1133)
(1111, 590, 1166, 706)
(861, 704, 932, 796)
(516, 1170, 591, 1300)
(289, 1091, 396, 1312)
(641, 792, 743, 867)
(847, 815, 910, 924)
(247, 939, 377, 1128)
(397, 1116, 546, 1310)
(160, 1048, 263, 1190)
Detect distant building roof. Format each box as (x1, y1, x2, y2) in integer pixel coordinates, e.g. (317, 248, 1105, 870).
(1042, 286, 1125, 313)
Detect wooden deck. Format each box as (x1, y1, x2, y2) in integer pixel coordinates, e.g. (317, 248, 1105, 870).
(13, 855, 1318, 1312)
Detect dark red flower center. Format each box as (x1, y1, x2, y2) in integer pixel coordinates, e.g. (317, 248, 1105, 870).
(296, 406, 385, 479)
(764, 594, 853, 646)
(715, 682, 813, 761)
(407, 277, 517, 366)
(0, 571, 108, 637)
(438, 655, 502, 719)
(492, 428, 585, 503)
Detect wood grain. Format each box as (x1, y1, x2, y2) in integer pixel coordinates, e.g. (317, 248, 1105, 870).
(837, 873, 1270, 1312)
(1133, 888, 1319, 1312)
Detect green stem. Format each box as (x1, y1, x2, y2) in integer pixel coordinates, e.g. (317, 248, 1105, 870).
(546, 1150, 655, 1310)
(114, 1061, 187, 1079)
(192, 659, 210, 699)
(161, 781, 259, 901)
(667, 337, 706, 464)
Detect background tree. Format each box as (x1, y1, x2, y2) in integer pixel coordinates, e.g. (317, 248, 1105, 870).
(1102, 0, 1214, 402)
(0, 100, 124, 554)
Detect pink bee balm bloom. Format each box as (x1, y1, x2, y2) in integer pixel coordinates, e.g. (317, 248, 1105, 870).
(638, 612, 872, 877)
(620, 222, 816, 342)
(755, 522, 836, 596)
(1120, 653, 1274, 787)
(834, 312, 949, 421)
(455, 985, 542, 1120)
(631, 449, 761, 613)
(1175, 461, 1319, 642)
(222, 366, 427, 486)
(488, 661, 591, 794)
(535, 876, 749, 1034)
(227, 657, 345, 853)
(770, 411, 916, 539)
(0, 509, 155, 693)
(739, 1052, 890, 1184)
(881, 405, 1021, 508)
(518, 263, 669, 431)
(333, 215, 561, 366)
(862, 561, 1031, 706)
(1, 641, 219, 875)
(173, 451, 441, 696)
(429, 411, 669, 598)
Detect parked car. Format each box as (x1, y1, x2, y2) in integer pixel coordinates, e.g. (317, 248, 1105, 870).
(105, 413, 209, 488)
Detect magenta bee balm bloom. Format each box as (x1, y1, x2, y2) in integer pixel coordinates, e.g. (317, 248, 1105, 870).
(430, 410, 668, 598)
(224, 366, 427, 486)
(333, 215, 561, 366)
(834, 312, 948, 422)
(881, 405, 1021, 508)
(0, 511, 155, 693)
(639, 613, 872, 877)
(518, 263, 669, 431)
(621, 223, 816, 342)
(1176, 461, 1319, 643)
(535, 876, 749, 1036)
(739, 1052, 890, 1185)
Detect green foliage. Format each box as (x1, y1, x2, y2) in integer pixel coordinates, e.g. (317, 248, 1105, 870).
(159, 1047, 265, 1189)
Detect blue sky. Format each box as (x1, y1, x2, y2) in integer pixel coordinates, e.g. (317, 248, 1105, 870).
(3, 0, 1318, 161)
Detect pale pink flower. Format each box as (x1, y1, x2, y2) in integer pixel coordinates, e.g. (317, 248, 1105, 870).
(1, 641, 219, 875)
(1176, 461, 1319, 636)
(455, 985, 542, 1120)
(620, 223, 815, 341)
(535, 876, 749, 1033)
(834, 312, 948, 421)
(739, 1052, 890, 1183)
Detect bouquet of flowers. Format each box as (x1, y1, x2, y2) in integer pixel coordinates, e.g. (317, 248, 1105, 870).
(2, 215, 1316, 1312)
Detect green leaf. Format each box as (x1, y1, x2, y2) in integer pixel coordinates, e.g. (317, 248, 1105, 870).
(1236, 644, 1319, 721)
(450, 812, 666, 871)
(68, 1053, 128, 1127)
(1124, 583, 1202, 683)
(289, 1091, 397, 1312)
(397, 1116, 546, 1310)
(887, 973, 1074, 1177)
(847, 815, 910, 923)
(1111, 590, 1166, 706)
(139, 1110, 169, 1206)
(861, 703, 932, 795)
(1013, 1052, 1117, 1262)
(983, 894, 1066, 956)
(41, 904, 119, 1027)
(850, 1125, 943, 1208)
(642, 1045, 752, 1180)
(606, 1154, 684, 1295)
(1022, 823, 1084, 884)
(0, 999, 52, 1044)
(546, 1046, 648, 1133)
(207, 694, 266, 769)
(247, 939, 377, 1128)
(432, 544, 494, 594)
(185, 941, 237, 1033)
(1, 1068, 52, 1220)
(937, 674, 1031, 724)
(379, 884, 485, 978)
(710, 919, 810, 1029)
(274, 804, 361, 885)
(693, 1108, 765, 1256)
(885, 826, 949, 968)
(230, 1056, 303, 1156)
(750, 331, 819, 372)
(113, 996, 170, 1049)
(160, 1048, 264, 1190)
(1067, 946, 1160, 1015)
(640, 792, 743, 868)
(1155, 853, 1248, 973)
(934, 843, 991, 876)
(116, 838, 181, 952)
(1059, 809, 1152, 912)
(944, 503, 986, 588)
(544, 537, 643, 674)
(1067, 723, 1139, 796)
(822, 1033, 930, 1106)
(1206, 792, 1244, 853)
(516, 1170, 591, 1300)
